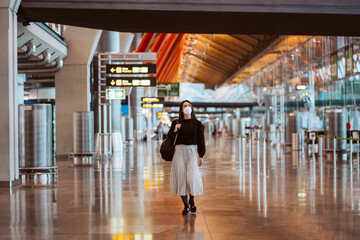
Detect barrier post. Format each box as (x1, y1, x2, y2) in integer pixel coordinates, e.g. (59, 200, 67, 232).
(312, 137, 315, 164)
(334, 136, 337, 169)
(242, 137, 246, 168)
(319, 136, 323, 165)
(263, 138, 266, 178)
(257, 139, 260, 175)
(249, 136, 252, 171)
(357, 139, 360, 177)
(239, 136, 242, 164)
(319, 136, 324, 195)
(350, 138, 353, 170)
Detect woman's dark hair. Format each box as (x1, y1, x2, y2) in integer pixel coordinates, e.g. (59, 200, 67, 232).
(178, 100, 197, 122)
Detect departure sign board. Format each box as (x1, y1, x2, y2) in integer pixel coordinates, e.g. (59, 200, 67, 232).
(141, 97, 164, 103)
(106, 77, 157, 87)
(106, 64, 156, 74)
(142, 103, 164, 108)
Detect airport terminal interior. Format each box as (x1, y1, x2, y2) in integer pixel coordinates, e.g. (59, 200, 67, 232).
(1, 1, 360, 239)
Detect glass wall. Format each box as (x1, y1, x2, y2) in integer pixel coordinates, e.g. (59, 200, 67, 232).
(239, 36, 360, 131)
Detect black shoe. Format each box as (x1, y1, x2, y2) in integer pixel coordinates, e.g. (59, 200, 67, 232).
(189, 202, 197, 213)
(182, 207, 190, 215)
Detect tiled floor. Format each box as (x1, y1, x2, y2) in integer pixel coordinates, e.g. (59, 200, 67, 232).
(1, 135, 360, 239)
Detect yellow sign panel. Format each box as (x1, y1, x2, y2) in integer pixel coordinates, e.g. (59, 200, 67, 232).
(106, 64, 156, 74)
(142, 97, 160, 103)
(106, 77, 156, 87)
(142, 103, 164, 108)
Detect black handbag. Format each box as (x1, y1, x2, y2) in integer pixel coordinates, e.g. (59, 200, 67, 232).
(160, 133, 178, 161)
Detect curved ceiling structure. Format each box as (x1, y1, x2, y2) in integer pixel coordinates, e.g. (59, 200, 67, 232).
(18, 1, 360, 89)
(177, 34, 280, 88)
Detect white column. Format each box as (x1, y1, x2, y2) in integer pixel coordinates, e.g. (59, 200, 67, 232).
(0, 0, 21, 187)
(119, 32, 135, 53)
(55, 27, 102, 155)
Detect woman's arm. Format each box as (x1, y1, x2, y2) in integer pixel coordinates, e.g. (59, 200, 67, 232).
(197, 121, 206, 158)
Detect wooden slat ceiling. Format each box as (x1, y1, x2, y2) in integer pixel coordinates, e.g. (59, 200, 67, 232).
(177, 34, 280, 89)
(231, 36, 310, 84)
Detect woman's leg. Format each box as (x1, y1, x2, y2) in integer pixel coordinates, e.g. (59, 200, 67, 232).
(181, 195, 190, 215)
(189, 195, 194, 205)
(181, 195, 189, 208)
(189, 195, 197, 212)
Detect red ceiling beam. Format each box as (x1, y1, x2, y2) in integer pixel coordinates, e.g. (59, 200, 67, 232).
(159, 35, 186, 83)
(150, 33, 168, 53)
(158, 44, 182, 82)
(156, 34, 179, 74)
(135, 33, 156, 52)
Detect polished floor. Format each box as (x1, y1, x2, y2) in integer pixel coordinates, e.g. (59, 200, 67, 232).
(1, 135, 360, 239)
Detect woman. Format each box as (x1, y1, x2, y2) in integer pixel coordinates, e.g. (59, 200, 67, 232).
(167, 100, 206, 215)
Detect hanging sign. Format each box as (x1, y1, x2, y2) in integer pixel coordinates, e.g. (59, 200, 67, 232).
(157, 83, 180, 97)
(106, 64, 156, 74)
(295, 84, 307, 91)
(345, 46, 353, 76)
(106, 77, 157, 87)
(106, 89, 125, 100)
(330, 53, 338, 80)
(142, 103, 164, 108)
(141, 97, 164, 103)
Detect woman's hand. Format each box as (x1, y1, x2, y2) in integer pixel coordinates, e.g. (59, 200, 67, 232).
(174, 124, 181, 133)
(198, 158, 203, 166)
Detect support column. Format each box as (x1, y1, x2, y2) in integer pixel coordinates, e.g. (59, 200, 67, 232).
(0, 0, 21, 187)
(129, 33, 145, 140)
(102, 31, 123, 152)
(120, 33, 135, 53)
(55, 27, 101, 155)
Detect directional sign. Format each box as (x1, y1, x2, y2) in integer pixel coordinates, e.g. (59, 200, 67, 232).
(295, 84, 307, 91)
(141, 97, 164, 103)
(106, 64, 156, 74)
(106, 77, 157, 87)
(330, 52, 338, 80)
(157, 83, 180, 97)
(142, 103, 164, 108)
(106, 89, 125, 100)
(345, 46, 353, 76)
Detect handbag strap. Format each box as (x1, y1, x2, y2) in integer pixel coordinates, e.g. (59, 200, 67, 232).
(173, 119, 179, 146)
(173, 133, 178, 146)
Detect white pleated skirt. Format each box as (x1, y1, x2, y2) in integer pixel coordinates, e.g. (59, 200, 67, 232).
(170, 145, 203, 196)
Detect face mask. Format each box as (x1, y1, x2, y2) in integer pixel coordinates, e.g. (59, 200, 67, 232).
(184, 106, 192, 115)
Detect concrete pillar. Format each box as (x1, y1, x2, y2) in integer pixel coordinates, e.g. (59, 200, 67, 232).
(0, 0, 21, 187)
(101, 31, 121, 133)
(55, 27, 102, 155)
(129, 33, 145, 140)
(120, 33, 135, 53)
(102, 31, 120, 52)
(105, 31, 124, 151)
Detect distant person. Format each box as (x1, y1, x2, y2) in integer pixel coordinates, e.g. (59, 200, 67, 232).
(157, 122, 164, 141)
(167, 100, 206, 215)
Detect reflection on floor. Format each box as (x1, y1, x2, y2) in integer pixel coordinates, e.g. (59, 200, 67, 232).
(1, 135, 360, 239)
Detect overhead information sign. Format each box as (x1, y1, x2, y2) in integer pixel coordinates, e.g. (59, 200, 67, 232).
(295, 84, 307, 91)
(106, 64, 156, 74)
(142, 103, 164, 108)
(141, 97, 164, 103)
(106, 89, 125, 100)
(106, 77, 157, 87)
(157, 83, 180, 97)
(330, 52, 338, 80)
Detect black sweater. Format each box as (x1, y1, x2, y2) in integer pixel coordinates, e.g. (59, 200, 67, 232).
(167, 118, 206, 158)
